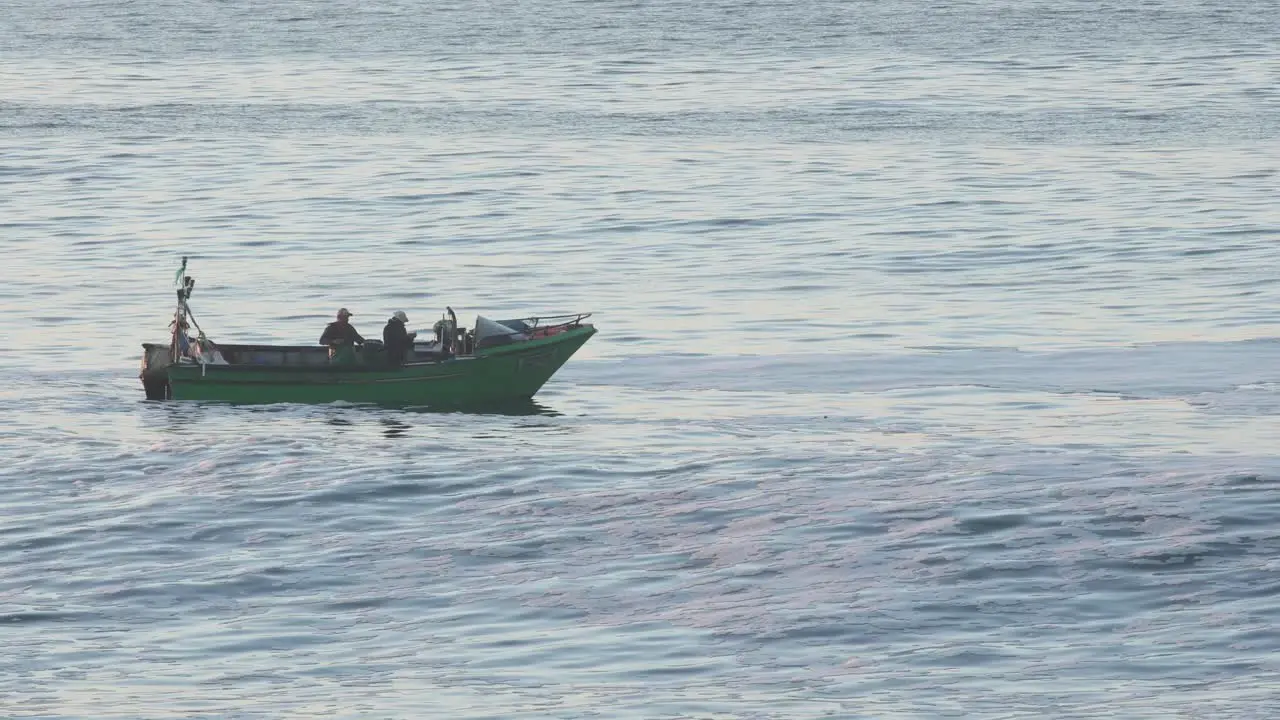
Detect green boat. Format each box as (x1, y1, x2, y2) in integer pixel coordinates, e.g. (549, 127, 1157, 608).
(139, 259, 597, 407)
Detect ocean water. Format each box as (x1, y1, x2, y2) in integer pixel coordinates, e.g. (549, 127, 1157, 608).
(3, 0, 1280, 717)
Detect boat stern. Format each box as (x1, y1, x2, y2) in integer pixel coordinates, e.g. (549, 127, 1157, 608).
(140, 343, 172, 400)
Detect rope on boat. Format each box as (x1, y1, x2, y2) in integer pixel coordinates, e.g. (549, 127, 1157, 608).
(169, 256, 222, 368)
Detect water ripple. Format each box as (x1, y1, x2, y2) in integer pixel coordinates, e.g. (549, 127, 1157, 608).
(3, 0, 1280, 716)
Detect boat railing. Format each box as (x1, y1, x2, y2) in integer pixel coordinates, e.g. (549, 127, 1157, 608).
(510, 313, 592, 333)
(477, 313, 591, 349)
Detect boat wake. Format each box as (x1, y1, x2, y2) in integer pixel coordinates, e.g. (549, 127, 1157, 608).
(568, 338, 1280, 407)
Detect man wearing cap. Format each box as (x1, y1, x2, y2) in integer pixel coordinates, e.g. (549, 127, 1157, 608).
(382, 310, 417, 368)
(319, 308, 364, 364)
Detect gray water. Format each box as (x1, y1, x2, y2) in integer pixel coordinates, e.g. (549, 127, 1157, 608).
(3, 0, 1280, 717)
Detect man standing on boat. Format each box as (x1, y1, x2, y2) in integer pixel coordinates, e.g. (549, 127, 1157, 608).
(320, 308, 364, 364)
(382, 310, 417, 367)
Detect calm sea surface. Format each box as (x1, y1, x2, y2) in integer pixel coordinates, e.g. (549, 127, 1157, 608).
(3, 0, 1280, 717)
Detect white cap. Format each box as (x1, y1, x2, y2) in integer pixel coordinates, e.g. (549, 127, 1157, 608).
(393, 310, 408, 323)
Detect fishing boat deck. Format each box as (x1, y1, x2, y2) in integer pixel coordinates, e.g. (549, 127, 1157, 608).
(142, 342, 455, 368)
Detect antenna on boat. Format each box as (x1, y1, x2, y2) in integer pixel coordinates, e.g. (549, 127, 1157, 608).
(170, 257, 188, 363)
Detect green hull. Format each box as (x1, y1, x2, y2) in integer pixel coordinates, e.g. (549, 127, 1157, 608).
(158, 326, 595, 407)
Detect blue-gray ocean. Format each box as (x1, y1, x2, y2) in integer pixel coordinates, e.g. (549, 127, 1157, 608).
(3, 1, 1280, 717)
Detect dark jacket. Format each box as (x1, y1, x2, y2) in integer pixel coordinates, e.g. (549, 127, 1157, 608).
(382, 317, 412, 366)
(320, 320, 363, 347)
